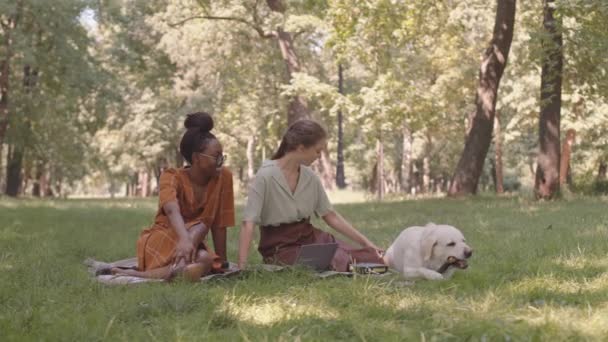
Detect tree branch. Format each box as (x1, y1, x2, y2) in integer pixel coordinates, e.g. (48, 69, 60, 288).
(168, 15, 276, 39)
(292, 30, 306, 41)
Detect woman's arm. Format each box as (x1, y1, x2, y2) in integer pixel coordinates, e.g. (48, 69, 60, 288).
(322, 210, 381, 250)
(211, 226, 227, 263)
(164, 200, 197, 263)
(237, 220, 256, 269)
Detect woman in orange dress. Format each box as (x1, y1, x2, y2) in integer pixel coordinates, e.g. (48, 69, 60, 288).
(113, 112, 235, 281)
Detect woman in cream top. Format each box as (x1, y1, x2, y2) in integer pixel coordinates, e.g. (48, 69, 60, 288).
(238, 120, 384, 272)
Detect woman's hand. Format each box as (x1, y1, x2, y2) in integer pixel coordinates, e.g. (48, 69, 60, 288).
(163, 200, 196, 265)
(323, 210, 383, 252)
(173, 236, 196, 265)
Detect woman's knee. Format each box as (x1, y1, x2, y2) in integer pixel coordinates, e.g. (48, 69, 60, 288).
(190, 223, 205, 235)
(196, 250, 213, 265)
(174, 251, 211, 282)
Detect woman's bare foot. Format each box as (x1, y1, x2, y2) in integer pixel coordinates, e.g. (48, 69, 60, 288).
(106, 249, 214, 282)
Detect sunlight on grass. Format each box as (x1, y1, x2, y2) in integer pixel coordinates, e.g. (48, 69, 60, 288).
(575, 225, 608, 239)
(555, 253, 608, 271)
(3, 197, 608, 340)
(326, 189, 368, 204)
(513, 305, 608, 339)
(509, 273, 608, 296)
(221, 294, 338, 325)
(0, 253, 14, 270)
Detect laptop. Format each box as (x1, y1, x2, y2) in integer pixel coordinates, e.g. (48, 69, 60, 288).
(294, 243, 339, 271)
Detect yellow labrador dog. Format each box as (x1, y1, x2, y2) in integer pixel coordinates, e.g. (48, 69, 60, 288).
(383, 223, 472, 280)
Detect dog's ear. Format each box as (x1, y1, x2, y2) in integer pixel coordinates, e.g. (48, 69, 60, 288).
(421, 228, 437, 262)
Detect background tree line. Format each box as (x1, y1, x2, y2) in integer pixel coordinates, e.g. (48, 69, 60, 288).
(1, 0, 606, 199)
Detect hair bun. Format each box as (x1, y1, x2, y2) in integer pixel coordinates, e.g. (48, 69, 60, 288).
(184, 112, 214, 132)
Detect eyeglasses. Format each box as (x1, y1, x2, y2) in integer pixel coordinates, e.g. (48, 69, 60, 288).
(197, 152, 227, 168)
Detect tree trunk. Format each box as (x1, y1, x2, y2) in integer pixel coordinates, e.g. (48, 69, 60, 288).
(597, 161, 607, 181)
(559, 129, 575, 186)
(422, 156, 430, 194)
(32, 161, 44, 197)
(0, 16, 17, 148)
(534, 0, 563, 200)
(153, 158, 167, 195)
(0, 143, 5, 192)
(0, 1, 22, 147)
(448, 0, 516, 196)
(50, 170, 61, 198)
(22, 157, 31, 196)
(133, 172, 140, 196)
(490, 158, 497, 192)
(41, 169, 50, 197)
(246, 136, 256, 185)
(400, 123, 413, 193)
(465, 110, 475, 137)
(494, 113, 504, 193)
(336, 64, 346, 189)
(175, 147, 184, 168)
(267, 0, 309, 125)
(139, 170, 149, 197)
(376, 138, 384, 200)
(319, 149, 335, 190)
(5, 145, 23, 197)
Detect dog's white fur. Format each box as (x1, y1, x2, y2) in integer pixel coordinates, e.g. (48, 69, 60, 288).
(383, 223, 472, 280)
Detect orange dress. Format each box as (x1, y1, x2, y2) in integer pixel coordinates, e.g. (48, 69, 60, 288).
(136, 167, 235, 271)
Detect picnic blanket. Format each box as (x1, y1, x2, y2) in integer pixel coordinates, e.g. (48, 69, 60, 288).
(84, 258, 390, 285)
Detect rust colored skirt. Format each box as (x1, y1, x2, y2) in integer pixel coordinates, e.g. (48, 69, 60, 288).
(258, 220, 384, 272)
(136, 222, 221, 272)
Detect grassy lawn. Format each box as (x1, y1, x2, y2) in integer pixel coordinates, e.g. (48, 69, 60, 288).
(1, 195, 608, 341)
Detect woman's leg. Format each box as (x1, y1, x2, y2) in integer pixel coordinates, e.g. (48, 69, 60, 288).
(179, 249, 213, 281)
(112, 223, 212, 281)
(311, 227, 383, 271)
(111, 265, 173, 279)
(211, 226, 227, 263)
(111, 250, 213, 281)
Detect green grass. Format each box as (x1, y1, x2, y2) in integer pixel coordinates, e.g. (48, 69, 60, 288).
(1, 196, 608, 341)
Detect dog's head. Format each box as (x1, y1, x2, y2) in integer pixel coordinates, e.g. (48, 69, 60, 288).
(421, 223, 472, 272)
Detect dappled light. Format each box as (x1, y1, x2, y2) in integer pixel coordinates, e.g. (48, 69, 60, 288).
(508, 273, 608, 297)
(220, 294, 338, 326)
(1, 198, 608, 339)
(554, 253, 608, 272)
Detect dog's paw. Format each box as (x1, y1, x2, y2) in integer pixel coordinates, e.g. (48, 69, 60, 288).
(422, 270, 444, 281)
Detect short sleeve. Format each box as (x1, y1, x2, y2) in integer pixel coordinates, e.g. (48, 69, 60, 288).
(243, 174, 266, 224)
(314, 175, 333, 217)
(214, 168, 236, 228)
(158, 168, 179, 209)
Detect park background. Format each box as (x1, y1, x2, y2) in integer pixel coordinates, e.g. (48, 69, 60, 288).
(2, 1, 608, 340)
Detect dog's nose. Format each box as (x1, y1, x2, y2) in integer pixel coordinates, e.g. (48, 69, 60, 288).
(464, 249, 473, 258)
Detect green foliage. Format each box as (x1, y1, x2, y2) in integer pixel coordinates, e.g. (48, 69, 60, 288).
(4, 0, 608, 195)
(1, 0, 115, 188)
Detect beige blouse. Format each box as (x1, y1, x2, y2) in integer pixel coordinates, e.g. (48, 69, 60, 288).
(243, 160, 333, 227)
